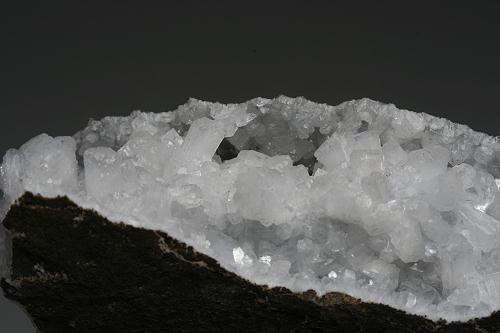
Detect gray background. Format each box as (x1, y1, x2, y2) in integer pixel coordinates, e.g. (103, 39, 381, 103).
(1, 1, 500, 331)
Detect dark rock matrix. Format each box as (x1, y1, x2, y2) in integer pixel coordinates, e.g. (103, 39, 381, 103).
(1, 193, 499, 332)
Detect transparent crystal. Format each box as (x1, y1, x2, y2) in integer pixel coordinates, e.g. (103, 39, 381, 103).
(2, 96, 500, 322)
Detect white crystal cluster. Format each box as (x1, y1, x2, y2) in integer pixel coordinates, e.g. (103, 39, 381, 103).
(2, 96, 500, 321)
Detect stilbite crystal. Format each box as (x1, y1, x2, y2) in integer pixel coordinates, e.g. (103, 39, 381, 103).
(1, 96, 500, 322)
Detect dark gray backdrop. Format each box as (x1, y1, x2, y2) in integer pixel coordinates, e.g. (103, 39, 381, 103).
(1, 1, 499, 331)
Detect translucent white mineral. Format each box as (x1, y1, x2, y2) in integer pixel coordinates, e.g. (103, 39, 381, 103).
(2, 96, 500, 322)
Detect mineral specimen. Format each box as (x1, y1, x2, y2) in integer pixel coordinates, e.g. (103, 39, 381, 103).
(1, 96, 500, 324)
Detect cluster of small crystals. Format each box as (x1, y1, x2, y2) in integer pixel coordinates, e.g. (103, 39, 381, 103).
(2, 96, 500, 321)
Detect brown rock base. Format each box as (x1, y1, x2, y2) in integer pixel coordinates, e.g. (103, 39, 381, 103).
(1, 193, 499, 332)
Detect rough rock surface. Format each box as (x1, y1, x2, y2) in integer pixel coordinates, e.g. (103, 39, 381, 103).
(1, 193, 499, 333)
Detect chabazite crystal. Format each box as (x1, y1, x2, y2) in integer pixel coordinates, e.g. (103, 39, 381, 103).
(1, 96, 500, 322)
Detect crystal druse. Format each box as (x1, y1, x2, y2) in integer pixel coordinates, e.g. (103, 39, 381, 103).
(2, 96, 500, 323)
